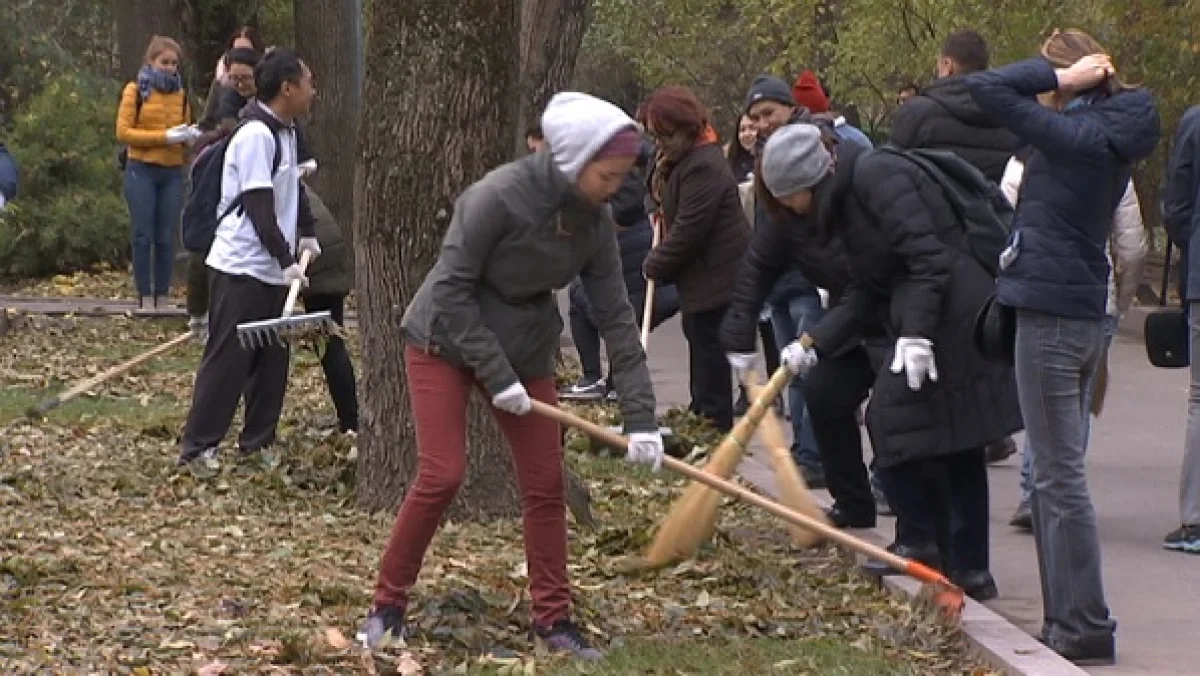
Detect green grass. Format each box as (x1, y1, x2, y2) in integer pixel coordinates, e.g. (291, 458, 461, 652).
(0, 385, 185, 427)
(538, 638, 917, 675)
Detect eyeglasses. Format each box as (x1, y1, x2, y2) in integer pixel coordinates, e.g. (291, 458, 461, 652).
(228, 74, 254, 86)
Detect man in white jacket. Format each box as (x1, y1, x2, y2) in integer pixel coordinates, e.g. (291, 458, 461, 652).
(1000, 150, 1147, 529)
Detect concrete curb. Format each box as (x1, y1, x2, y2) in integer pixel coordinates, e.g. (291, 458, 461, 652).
(805, 493, 1088, 676)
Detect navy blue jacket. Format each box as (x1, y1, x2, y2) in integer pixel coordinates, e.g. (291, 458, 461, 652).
(0, 144, 17, 203)
(1163, 105, 1200, 301)
(967, 58, 1160, 319)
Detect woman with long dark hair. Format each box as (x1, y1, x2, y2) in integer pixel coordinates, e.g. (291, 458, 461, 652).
(968, 30, 1159, 664)
(640, 87, 752, 432)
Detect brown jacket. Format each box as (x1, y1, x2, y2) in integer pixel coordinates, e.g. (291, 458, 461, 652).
(644, 143, 751, 313)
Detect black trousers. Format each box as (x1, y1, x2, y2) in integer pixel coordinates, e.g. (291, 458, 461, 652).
(186, 251, 209, 316)
(877, 448, 990, 573)
(681, 305, 734, 432)
(803, 345, 876, 518)
(179, 270, 290, 460)
(302, 293, 359, 432)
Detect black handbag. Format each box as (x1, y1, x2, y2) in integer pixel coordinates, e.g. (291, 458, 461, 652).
(1145, 308, 1189, 368)
(974, 294, 1016, 366)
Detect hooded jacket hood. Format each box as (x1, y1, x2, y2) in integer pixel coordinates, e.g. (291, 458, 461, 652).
(922, 75, 996, 127)
(541, 92, 637, 182)
(1088, 87, 1161, 162)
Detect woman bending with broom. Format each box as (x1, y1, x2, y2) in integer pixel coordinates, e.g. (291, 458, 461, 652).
(357, 92, 664, 660)
(754, 123, 1022, 602)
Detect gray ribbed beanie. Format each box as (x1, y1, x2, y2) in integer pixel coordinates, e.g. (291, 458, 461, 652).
(761, 123, 832, 197)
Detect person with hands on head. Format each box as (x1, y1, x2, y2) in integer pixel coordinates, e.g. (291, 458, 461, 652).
(359, 92, 663, 660)
(756, 122, 1022, 603)
(967, 30, 1160, 666)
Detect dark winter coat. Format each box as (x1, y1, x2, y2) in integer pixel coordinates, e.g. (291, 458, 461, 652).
(643, 143, 751, 313)
(0, 143, 17, 203)
(1163, 105, 1200, 301)
(805, 142, 1023, 468)
(302, 186, 354, 297)
(719, 196, 854, 355)
(889, 74, 1019, 183)
(967, 58, 1161, 319)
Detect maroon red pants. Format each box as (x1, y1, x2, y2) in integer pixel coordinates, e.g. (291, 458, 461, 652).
(373, 346, 569, 628)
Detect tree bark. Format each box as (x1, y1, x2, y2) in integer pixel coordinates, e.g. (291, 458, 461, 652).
(294, 0, 364, 238)
(353, 0, 523, 519)
(115, 0, 185, 82)
(514, 0, 591, 155)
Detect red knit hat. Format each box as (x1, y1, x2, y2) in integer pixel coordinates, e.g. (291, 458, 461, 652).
(791, 70, 830, 114)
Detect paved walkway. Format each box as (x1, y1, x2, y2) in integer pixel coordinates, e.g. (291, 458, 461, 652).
(562, 291, 1197, 676)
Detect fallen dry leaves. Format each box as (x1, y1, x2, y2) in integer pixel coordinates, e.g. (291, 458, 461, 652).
(0, 315, 992, 674)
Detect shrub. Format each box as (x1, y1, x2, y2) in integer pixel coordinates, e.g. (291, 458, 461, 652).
(0, 73, 130, 277)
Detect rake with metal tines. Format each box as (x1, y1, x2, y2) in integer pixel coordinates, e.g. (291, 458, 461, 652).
(236, 249, 337, 349)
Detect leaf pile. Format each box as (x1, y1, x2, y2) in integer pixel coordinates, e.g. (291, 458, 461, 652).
(0, 316, 992, 674)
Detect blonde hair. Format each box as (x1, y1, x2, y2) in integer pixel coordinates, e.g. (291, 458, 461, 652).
(1040, 29, 1133, 91)
(144, 35, 183, 65)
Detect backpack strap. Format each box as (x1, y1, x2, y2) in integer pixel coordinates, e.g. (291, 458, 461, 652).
(218, 118, 286, 221)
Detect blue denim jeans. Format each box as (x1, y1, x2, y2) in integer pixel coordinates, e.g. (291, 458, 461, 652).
(1019, 313, 1119, 502)
(1015, 308, 1116, 644)
(770, 289, 824, 472)
(124, 160, 183, 297)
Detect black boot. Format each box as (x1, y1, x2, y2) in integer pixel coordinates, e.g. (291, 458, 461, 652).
(860, 542, 941, 577)
(950, 569, 998, 601)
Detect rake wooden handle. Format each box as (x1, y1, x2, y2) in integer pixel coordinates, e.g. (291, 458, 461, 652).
(640, 216, 662, 349)
(26, 331, 194, 419)
(530, 398, 953, 589)
(281, 249, 314, 319)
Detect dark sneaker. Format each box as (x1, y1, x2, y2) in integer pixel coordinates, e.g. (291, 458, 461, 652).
(357, 604, 406, 649)
(860, 542, 941, 577)
(535, 620, 603, 661)
(950, 569, 999, 602)
(1163, 525, 1200, 554)
(1010, 501, 1032, 531)
(561, 378, 606, 401)
(1045, 633, 1115, 667)
(825, 506, 875, 529)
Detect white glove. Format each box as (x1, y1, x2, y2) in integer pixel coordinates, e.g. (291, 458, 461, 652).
(890, 337, 938, 391)
(626, 431, 664, 472)
(164, 125, 191, 144)
(781, 340, 819, 376)
(282, 263, 309, 288)
(298, 159, 318, 177)
(726, 352, 757, 377)
(492, 382, 532, 415)
(298, 237, 322, 258)
(817, 288, 830, 309)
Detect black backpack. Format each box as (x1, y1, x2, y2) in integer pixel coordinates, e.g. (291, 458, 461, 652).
(180, 119, 281, 254)
(868, 146, 1013, 277)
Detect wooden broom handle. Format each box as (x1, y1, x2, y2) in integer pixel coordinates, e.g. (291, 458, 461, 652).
(281, 249, 314, 319)
(530, 392, 950, 586)
(640, 215, 662, 349)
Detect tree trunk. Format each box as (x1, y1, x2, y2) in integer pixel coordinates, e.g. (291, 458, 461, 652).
(514, 0, 591, 155)
(115, 0, 184, 81)
(294, 0, 364, 238)
(353, 0, 523, 519)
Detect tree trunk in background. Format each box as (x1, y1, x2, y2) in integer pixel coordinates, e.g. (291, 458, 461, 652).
(353, 0, 523, 518)
(514, 0, 590, 155)
(294, 0, 364, 238)
(115, 0, 184, 82)
(178, 0, 263, 93)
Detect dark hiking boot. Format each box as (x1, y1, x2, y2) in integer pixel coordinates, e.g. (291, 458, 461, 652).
(1043, 633, 1115, 667)
(860, 542, 941, 577)
(1010, 501, 1033, 531)
(950, 569, 999, 602)
(1163, 524, 1200, 554)
(561, 378, 606, 401)
(357, 604, 406, 650)
(825, 506, 876, 529)
(985, 437, 1017, 464)
(535, 620, 603, 661)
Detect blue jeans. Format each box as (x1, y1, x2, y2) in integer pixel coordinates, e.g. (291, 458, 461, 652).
(1015, 308, 1116, 644)
(1019, 313, 1119, 503)
(770, 290, 824, 472)
(124, 160, 183, 297)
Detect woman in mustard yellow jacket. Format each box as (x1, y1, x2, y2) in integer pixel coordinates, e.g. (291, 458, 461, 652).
(115, 35, 199, 310)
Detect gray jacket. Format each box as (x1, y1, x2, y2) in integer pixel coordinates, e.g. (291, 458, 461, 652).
(401, 151, 657, 432)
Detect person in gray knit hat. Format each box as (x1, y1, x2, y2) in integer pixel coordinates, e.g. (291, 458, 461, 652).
(747, 120, 1021, 603)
